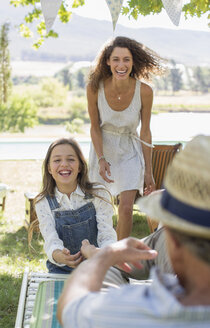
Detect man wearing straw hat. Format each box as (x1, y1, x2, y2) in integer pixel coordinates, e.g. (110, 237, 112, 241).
(57, 135, 210, 327)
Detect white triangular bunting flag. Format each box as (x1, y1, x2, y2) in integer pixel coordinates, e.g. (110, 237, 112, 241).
(161, 0, 183, 26)
(40, 0, 62, 33)
(105, 0, 123, 30)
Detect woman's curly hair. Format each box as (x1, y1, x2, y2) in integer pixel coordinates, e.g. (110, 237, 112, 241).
(88, 36, 166, 92)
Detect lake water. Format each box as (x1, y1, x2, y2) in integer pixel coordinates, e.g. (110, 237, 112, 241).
(0, 113, 210, 160)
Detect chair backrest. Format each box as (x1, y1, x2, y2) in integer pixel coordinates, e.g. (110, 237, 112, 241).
(152, 143, 182, 190)
(146, 143, 183, 233)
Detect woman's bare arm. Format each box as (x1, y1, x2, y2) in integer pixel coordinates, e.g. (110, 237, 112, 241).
(140, 82, 155, 194)
(87, 84, 113, 183)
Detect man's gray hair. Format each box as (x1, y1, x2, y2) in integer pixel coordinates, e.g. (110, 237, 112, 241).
(169, 228, 210, 264)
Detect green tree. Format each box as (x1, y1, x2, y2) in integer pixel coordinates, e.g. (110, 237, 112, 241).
(74, 67, 89, 90)
(192, 66, 209, 93)
(10, 0, 84, 48)
(77, 70, 85, 89)
(169, 60, 183, 93)
(33, 77, 68, 107)
(65, 118, 84, 134)
(0, 23, 12, 104)
(185, 66, 194, 91)
(153, 73, 170, 91)
(68, 96, 89, 122)
(56, 66, 89, 90)
(202, 67, 210, 92)
(55, 65, 73, 89)
(122, 0, 209, 23)
(10, 0, 209, 47)
(0, 22, 38, 132)
(0, 94, 37, 132)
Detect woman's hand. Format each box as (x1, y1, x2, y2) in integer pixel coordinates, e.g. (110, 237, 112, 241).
(144, 172, 156, 195)
(99, 158, 114, 183)
(52, 248, 83, 268)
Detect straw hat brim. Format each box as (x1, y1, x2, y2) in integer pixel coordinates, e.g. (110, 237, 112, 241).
(137, 192, 210, 239)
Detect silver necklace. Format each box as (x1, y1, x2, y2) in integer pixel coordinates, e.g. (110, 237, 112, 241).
(118, 95, 121, 100)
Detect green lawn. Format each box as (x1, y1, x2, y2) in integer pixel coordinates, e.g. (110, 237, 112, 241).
(0, 214, 46, 328)
(0, 208, 149, 328)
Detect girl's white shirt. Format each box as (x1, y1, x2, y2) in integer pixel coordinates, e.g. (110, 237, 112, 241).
(35, 185, 117, 265)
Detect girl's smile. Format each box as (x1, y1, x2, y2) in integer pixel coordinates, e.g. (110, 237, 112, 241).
(59, 170, 72, 177)
(48, 144, 80, 194)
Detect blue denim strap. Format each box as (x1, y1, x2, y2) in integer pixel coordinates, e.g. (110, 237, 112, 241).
(46, 194, 60, 210)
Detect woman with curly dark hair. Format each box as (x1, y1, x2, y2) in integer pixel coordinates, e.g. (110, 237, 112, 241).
(87, 36, 165, 240)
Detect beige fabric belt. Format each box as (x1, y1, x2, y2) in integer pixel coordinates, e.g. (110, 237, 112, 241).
(102, 128, 154, 148)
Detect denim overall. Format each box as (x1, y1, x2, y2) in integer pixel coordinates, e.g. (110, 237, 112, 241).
(46, 194, 98, 274)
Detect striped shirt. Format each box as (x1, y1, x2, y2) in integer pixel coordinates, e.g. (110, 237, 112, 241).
(62, 268, 210, 328)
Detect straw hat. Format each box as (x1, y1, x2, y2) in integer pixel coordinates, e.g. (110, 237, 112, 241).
(137, 135, 210, 239)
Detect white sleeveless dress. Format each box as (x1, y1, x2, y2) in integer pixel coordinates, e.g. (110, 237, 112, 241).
(88, 79, 145, 196)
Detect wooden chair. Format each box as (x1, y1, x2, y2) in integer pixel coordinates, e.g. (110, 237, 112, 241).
(24, 192, 38, 229)
(0, 183, 9, 213)
(146, 143, 182, 233)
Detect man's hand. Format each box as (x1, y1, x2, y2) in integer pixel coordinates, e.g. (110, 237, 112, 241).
(81, 240, 99, 259)
(81, 238, 157, 271)
(103, 237, 158, 272)
(57, 237, 157, 325)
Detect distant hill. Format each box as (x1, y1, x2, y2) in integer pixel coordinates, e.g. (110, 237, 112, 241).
(1, 2, 210, 66)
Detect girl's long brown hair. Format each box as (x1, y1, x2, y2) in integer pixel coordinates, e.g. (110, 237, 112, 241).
(28, 137, 113, 246)
(88, 36, 166, 93)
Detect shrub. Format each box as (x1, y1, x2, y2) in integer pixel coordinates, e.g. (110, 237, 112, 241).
(67, 96, 89, 122)
(0, 94, 37, 132)
(34, 77, 68, 107)
(71, 88, 86, 98)
(65, 118, 84, 134)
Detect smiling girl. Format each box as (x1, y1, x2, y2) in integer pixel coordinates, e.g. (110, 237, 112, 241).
(29, 138, 117, 274)
(87, 36, 165, 240)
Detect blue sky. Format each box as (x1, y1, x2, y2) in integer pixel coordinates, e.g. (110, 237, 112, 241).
(71, 0, 209, 31)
